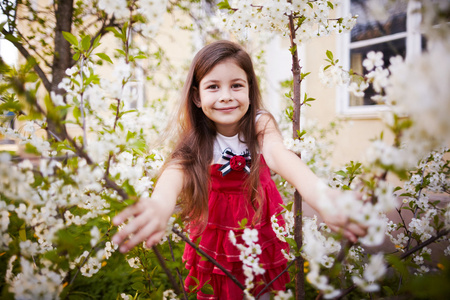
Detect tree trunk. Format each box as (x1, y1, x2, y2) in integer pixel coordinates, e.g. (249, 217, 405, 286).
(48, 0, 74, 139)
(51, 0, 74, 95)
(288, 10, 305, 300)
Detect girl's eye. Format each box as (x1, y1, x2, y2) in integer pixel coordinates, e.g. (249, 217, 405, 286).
(232, 83, 243, 88)
(207, 85, 219, 90)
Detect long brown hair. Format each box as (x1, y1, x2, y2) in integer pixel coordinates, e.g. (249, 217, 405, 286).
(167, 40, 265, 229)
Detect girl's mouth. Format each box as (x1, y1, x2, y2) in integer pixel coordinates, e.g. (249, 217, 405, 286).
(216, 106, 238, 112)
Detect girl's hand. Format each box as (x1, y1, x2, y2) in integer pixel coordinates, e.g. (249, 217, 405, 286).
(112, 197, 171, 253)
(318, 188, 368, 243)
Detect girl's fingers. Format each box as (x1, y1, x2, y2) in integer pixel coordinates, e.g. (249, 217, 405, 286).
(113, 203, 140, 226)
(119, 220, 159, 253)
(112, 209, 150, 246)
(327, 221, 366, 243)
(343, 230, 358, 243)
(347, 222, 367, 237)
(145, 230, 166, 249)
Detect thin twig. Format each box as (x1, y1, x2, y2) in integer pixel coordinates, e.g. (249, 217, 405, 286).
(256, 255, 301, 298)
(400, 229, 449, 260)
(335, 229, 450, 300)
(168, 238, 188, 300)
(79, 56, 88, 149)
(152, 245, 181, 295)
(171, 227, 245, 290)
(10, 154, 76, 161)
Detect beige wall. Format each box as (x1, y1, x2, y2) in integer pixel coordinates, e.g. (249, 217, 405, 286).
(302, 35, 394, 167)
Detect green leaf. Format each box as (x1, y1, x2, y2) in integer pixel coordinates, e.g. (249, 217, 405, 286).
(122, 180, 137, 197)
(238, 218, 248, 228)
(133, 54, 147, 60)
(280, 201, 294, 212)
(25, 143, 40, 155)
(382, 285, 394, 296)
(285, 237, 298, 250)
(217, 0, 231, 9)
(73, 106, 81, 122)
(327, 1, 334, 9)
(290, 44, 297, 55)
(91, 34, 102, 50)
(296, 129, 306, 139)
(386, 254, 410, 278)
(19, 223, 27, 241)
(105, 27, 122, 38)
(121, 22, 129, 42)
(300, 72, 311, 80)
(73, 51, 80, 61)
(335, 170, 347, 177)
(4, 33, 20, 44)
(96, 53, 113, 64)
(326, 50, 334, 61)
(131, 282, 145, 291)
(116, 49, 127, 57)
(201, 283, 214, 295)
(81, 35, 91, 51)
(62, 31, 78, 46)
(190, 275, 200, 285)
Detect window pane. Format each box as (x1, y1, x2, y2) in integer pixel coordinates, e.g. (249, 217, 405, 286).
(350, 0, 407, 42)
(350, 38, 406, 106)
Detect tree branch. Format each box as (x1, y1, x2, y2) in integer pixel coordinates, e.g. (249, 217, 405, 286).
(335, 229, 450, 300)
(168, 238, 188, 300)
(400, 229, 450, 260)
(152, 245, 181, 295)
(288, 2, 305, 299)
(256, 256, 301, 298)
(171, 227, 245, 291)
(1, 28, 52, 92)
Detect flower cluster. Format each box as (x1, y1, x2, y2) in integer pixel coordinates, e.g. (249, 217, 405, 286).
(159, 216, 182, 244)
(352, 254, 387, 292)
(284, 136, 316, 163)
(271, 211, 295, 244)
(162, 289, 179, 300)
(229, 228, 265, 299)
(127, 256, 141, 269)
(219, 0, 357, 43)
(6, 256, 65, 299)
(319, 64, 350, 87)
(274, 289, 293, 300)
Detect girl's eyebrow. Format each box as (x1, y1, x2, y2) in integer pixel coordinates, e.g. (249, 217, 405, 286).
(201, 78, 247, 85)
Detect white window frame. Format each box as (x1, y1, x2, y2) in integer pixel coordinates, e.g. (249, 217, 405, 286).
(336, 0, 422, 118)
(124, 65, 145, 110)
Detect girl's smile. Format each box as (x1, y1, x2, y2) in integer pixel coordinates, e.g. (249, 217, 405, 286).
(196, 59, 250, 137)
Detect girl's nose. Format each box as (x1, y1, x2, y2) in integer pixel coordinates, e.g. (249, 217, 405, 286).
(219, 89, 233, 102)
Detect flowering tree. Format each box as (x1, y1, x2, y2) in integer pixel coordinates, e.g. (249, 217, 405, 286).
(0, 0, 449, 300)
(0, 0, 192, 298)
(217, 0, 449, 299)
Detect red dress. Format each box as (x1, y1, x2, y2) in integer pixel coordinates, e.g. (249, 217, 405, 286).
(182, 156, 290, 299)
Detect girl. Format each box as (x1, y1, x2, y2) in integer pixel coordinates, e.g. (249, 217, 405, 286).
(112, 40, 366, 299)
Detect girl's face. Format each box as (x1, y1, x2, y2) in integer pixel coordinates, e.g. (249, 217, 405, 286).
(196, 59, 250, 137)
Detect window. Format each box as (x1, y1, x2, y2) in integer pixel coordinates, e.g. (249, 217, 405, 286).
(123, 66, 145, 110)
(337, 0, 423, 117)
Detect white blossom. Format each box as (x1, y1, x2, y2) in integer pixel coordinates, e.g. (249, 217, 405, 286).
(363, 51, 384, 71)
(127, 257, 141, 269)
(162, 289, 178, 300)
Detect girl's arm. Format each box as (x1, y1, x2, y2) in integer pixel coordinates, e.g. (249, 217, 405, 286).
(257, 113, 366, 242)
(112, 165, 184, 253)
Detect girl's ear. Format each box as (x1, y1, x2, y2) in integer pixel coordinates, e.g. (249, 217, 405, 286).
(192, 87, 201, 108)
